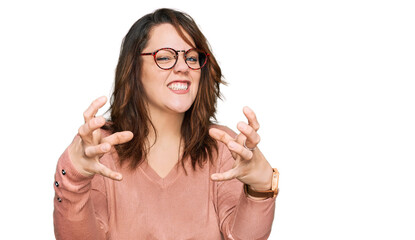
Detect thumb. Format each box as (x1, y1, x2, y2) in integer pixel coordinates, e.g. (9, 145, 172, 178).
(95, 162, 123, 181)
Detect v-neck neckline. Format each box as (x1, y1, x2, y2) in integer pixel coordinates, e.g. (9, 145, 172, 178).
(139, 159, 183, 188)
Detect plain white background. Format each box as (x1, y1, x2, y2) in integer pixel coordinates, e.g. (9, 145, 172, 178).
(1, 0, 414, 239)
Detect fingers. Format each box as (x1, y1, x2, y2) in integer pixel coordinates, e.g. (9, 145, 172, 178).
(84, 131, 134, 158)
(236, 121, 261, 149)
(243, 106, 260, 131)
(228, 140, 253, 160)
(84, 142, 111, 158)
(101, 131, 134, 146)
(211, 168, 239, 181)
(209, 128, 253, 160)
(78, 116, 106, 143)
(238, 107, 261, 149)
(83, 96, 107, 123)
(209, 128, 237, 158)
(96, 162, 123, 181)
(209, 128, 234, 145)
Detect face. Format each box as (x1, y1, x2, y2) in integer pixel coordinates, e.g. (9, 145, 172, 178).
(140, 23, 201, 115)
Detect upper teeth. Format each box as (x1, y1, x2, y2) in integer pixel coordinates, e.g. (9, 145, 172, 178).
(168, 82, 188, 90)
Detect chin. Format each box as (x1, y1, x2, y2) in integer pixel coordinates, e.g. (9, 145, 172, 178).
(168, 105, 192, 114)
(167, 101, 194, 114)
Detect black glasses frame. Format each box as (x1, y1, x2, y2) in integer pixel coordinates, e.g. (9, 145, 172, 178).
(141, 47, 209, 70)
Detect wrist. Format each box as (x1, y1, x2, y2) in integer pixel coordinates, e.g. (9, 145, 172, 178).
(249, 166, 273, 191)
(244, 168, 280, 199)
(68, 140, 95, 178)
(249, 182, 272, 192)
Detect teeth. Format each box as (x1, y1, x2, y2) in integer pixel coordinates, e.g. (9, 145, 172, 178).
(168, 82, 188, 90)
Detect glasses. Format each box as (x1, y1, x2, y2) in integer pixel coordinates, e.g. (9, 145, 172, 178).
(141, 48, 209, 70)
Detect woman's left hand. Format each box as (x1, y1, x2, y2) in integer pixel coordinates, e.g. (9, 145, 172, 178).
(209, 106, 273, 191)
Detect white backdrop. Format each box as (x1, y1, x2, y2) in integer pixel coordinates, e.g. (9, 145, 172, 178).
(1, 0, 414, 239)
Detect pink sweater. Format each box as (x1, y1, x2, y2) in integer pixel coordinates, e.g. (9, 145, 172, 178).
(53, 131, 276, 239)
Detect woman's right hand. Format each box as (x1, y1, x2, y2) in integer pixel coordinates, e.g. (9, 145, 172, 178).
(68, 96, 134, 181)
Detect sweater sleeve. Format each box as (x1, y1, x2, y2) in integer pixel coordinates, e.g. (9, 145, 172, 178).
(216, 143, 276, 240)
(53, 141, 109, 240)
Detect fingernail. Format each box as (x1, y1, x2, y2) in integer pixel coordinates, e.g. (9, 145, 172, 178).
(211, 174, 218, 180)
(116, 174, 122, 180)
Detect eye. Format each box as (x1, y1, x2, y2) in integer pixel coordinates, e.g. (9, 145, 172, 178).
(186, 50, 199, 63)
(186, 56, 198, 63)
(156, 55, 174, 62)
(156, 49, 176, 62)
(186, 49, 200, 66)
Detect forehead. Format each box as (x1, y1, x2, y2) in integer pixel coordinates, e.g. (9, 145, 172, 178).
(145, 23, 195, 50)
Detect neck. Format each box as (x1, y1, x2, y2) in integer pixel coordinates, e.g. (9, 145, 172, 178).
(146, 106, 184, 147)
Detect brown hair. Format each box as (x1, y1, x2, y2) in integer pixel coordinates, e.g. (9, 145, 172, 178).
(104, 8, 225, 171)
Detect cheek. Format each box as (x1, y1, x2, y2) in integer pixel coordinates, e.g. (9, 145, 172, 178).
(192, 72, 201, 92)
(141, 66, 168, 93)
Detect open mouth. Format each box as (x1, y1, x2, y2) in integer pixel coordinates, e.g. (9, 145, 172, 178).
(167, 81, 190, 91)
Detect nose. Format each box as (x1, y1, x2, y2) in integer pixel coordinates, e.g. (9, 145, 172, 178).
(173, 52, 189, 73)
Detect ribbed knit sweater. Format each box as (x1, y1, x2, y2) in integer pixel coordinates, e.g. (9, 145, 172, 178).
(53, 128, 276, 240)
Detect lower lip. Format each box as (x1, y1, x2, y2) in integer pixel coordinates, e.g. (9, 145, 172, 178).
(168, 87, 190, 94)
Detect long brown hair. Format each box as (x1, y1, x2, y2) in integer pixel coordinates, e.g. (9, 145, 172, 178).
(104, 8, 225, 171)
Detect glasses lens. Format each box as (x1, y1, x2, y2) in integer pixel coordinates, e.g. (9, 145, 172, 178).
(155, 49, 177, 69)
(186, 49, 207, 70)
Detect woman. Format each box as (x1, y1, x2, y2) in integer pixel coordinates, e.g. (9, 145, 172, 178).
(53, 8, 279, 240)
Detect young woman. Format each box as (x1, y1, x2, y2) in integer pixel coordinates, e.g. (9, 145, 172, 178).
(53, 8, 279, 240)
